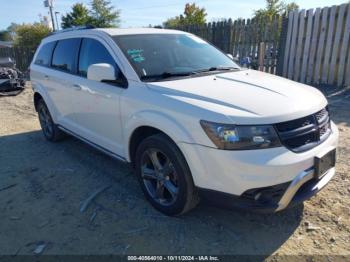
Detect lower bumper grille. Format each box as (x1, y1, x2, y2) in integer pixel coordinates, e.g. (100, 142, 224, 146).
(275, 107, 331, 152)
(241, 182, 290, 205)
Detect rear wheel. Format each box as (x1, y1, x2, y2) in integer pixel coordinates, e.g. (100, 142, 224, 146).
(135, 134, 199, 216)
(37, 99, 64, 142)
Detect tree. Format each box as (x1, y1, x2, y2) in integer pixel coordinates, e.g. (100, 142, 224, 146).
(14, 23, 51, 49)
(61, 0, 120, 29)
(254, 0, 299, 21)
(285, 2, 299, 13)
(0, 31, 11, 41)
(164, 3, 207, 28)
(6, 23, 20, 41)
(164, 17, 182, 28)
(61, 3, 90, 29)
(89, 0, 121, 28)
(182, 3, 207, 25)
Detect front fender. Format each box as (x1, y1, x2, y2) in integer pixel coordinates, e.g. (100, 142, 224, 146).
(123, 110, 196, 161)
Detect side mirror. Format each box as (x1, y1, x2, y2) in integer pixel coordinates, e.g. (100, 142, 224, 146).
(87, 63, 115, 82)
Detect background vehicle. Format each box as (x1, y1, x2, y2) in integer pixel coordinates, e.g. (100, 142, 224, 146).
(30, 27, 338, 215)
(0, 57, 25, 95)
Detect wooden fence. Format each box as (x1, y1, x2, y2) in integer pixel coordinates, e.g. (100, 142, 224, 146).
(0, 47, 35, 71)
(171, 3, 350, 88)
(282, 4, 350, 87)
(172, 17, 283, 74)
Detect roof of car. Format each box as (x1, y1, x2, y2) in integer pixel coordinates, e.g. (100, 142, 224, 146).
(97, 28, 187, 36)
(42, 27, 188, 43)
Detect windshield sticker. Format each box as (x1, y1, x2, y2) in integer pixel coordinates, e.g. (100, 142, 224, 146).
(127, 49, 145, 63)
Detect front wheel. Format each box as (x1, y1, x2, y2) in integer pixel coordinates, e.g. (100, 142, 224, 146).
(135, 134, 199, 216)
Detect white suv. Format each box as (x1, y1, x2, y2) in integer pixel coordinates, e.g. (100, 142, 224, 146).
(30, 27, 339, 215)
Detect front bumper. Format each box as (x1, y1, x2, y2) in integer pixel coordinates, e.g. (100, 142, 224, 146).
(198, 167, 335, 212)
(178, 121, 339, 212)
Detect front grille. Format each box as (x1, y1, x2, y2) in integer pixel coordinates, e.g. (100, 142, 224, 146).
(315, 107, 328, 122)
(275, 107, 331, 152)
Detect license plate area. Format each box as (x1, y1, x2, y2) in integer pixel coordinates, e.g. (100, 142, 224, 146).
(315, 149, 336, 179)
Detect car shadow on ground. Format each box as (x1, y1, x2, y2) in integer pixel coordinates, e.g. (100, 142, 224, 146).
(0, 130, 303, 256)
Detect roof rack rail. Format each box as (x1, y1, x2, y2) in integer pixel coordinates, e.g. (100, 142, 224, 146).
(49, 25, 95, 36)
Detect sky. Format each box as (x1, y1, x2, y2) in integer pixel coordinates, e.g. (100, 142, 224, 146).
(0, 0, 348, 30)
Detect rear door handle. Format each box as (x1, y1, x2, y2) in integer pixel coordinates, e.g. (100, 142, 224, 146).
(44, 75, 49, 79)
(73, 84, 82, 91)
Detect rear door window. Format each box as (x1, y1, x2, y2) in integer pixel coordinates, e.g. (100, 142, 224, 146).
(51, 38, 81, 73)
(34, 41, 56, 66)
(78, 38, 118, 77)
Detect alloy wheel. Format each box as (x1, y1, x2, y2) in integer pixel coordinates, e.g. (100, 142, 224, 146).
(38, 104, 54, 138)
(140, 148, 179, 206)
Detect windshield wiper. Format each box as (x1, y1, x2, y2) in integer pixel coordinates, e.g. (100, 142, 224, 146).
(193, 66, 240, 74)
(141, 71, 195, 81)
(141, 67, 240, 81)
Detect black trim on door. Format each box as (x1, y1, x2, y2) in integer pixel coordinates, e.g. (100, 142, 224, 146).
(58, 125, 127, 162)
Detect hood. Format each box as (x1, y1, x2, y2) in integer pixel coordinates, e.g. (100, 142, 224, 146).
(146, 70, 327, 125)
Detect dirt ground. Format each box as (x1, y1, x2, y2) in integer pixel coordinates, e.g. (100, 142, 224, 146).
(0, 83, 349, 257)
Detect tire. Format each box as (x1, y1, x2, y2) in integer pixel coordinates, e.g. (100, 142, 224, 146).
(135, 133, 199, 216)
(37, 99, 64, 142)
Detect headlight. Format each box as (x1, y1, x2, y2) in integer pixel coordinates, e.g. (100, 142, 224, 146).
(200, 120, 281, 150)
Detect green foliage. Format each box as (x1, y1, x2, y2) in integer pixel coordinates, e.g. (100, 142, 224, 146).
(14, 23, 51, 49)
(7, 23, 19, 33)
(164, 17, 182, 28)
(61, 0, 120, 29)
(285, 2, 299, 13)
(182, 3, 207, 25)
(164, 3, 207, 28)
(253, 0, 299, 38)
(254, 0, 299, 21)
(89, 0, 121, 28)
(61, 3, 90, 29)
(6, 23, 20, 41)
(0, 30, 12, 41)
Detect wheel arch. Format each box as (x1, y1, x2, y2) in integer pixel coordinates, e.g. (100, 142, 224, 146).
(128, 126, 169, 166)
(125, 111, 195, 165)
(32, 87, 59, 123)
(33, 92, 43, 111)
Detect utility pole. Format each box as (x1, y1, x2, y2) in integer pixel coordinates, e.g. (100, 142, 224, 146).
(44, 0, 56, 31)
(55, 11, 60, 30)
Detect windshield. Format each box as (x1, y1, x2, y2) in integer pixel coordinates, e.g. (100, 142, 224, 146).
(113, 33, 240, 81)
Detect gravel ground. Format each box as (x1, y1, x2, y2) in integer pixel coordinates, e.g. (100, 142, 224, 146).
(0, 84, 349, 257)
